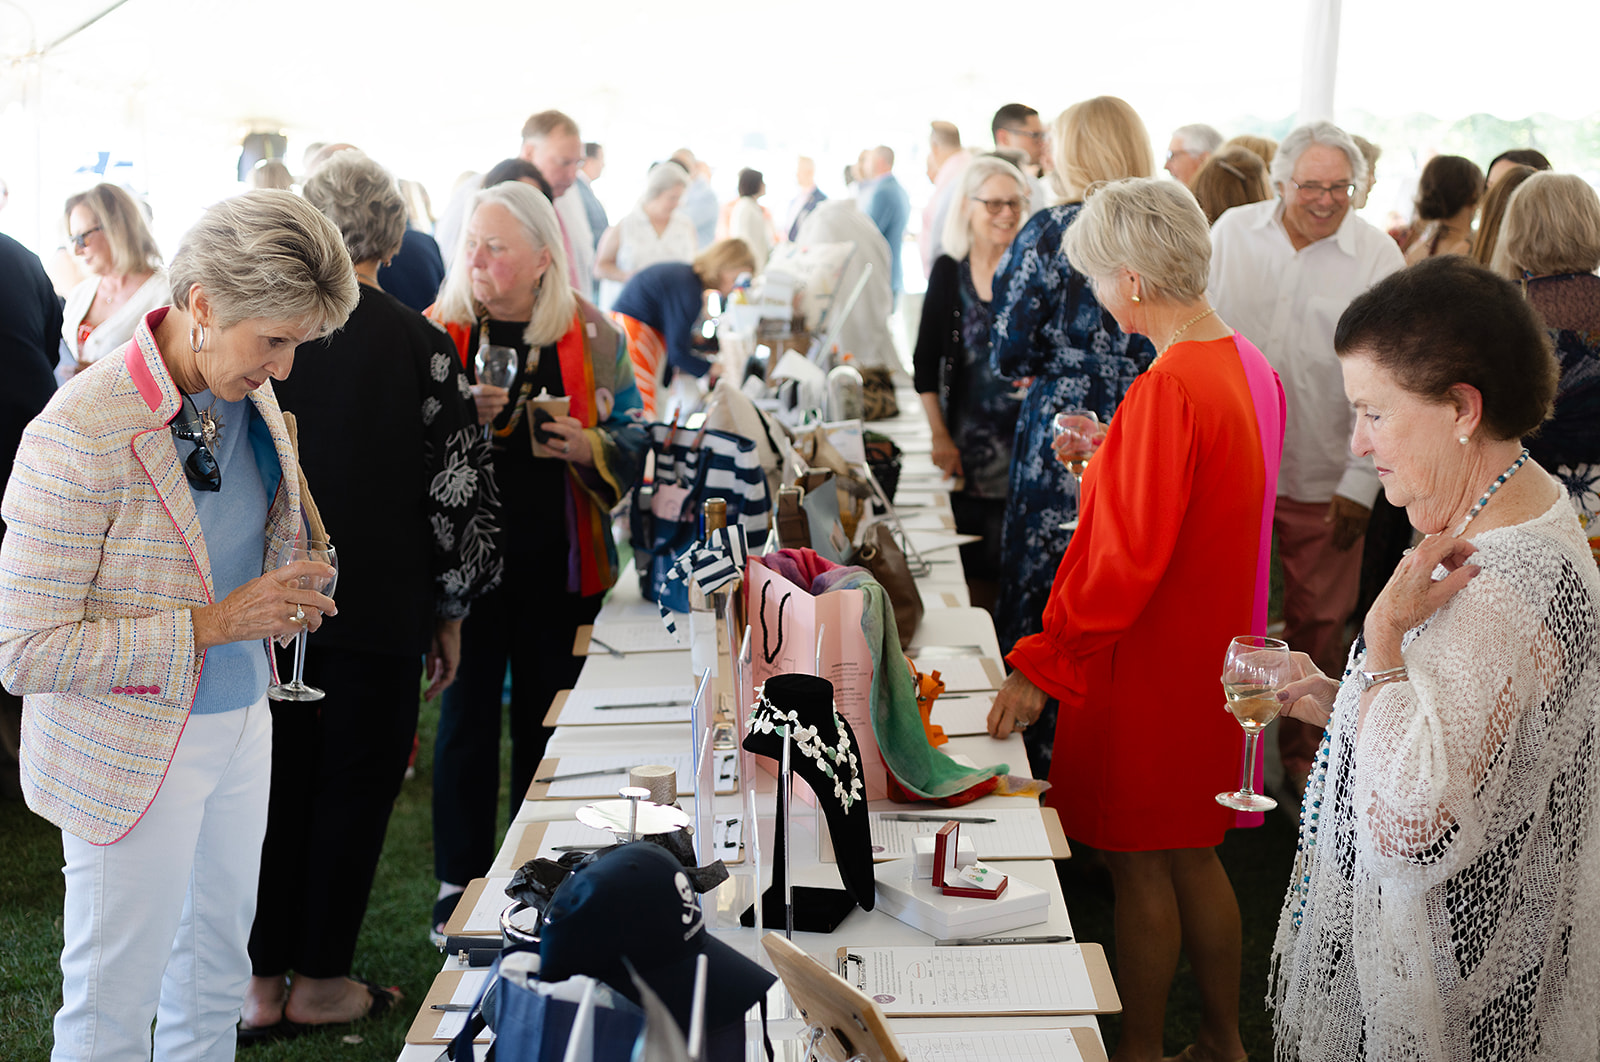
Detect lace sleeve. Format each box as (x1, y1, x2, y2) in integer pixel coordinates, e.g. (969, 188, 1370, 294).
(1352, 566, 1553, 866)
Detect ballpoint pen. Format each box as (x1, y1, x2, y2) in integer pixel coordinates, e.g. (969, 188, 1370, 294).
(588, 635, 625, 658)
(431, 1003, 476, 1011)
(934, 934, 1074, 946)
(591, 699, 688, 710)
(879, 813, 997, 824)
(534, 767, 628, 784)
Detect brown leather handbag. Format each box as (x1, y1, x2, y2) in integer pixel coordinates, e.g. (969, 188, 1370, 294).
(849, 521, 922, 646)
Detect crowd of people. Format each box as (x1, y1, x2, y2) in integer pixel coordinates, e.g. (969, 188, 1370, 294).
(1, 91, 1599, 1062)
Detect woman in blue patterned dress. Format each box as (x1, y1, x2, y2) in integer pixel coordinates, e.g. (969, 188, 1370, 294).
(989, 97, 1156, 772)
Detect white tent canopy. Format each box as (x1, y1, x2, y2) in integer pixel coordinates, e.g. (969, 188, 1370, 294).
(3, 0, 1596, 257)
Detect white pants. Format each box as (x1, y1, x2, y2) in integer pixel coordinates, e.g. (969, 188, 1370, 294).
(53, 697, 271, 1062)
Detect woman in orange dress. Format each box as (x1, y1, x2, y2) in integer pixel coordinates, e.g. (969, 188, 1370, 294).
(989, 179, 1284, 1062)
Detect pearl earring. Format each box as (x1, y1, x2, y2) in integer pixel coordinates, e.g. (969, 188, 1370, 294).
(1459, 436, 1469, 445)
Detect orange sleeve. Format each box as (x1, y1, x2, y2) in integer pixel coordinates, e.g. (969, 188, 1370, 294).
(1007, 370, 1197, 702)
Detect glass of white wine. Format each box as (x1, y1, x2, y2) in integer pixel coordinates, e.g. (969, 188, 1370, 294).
(1216, 635, 1292, 812)
(1052, 408, 1103, 531)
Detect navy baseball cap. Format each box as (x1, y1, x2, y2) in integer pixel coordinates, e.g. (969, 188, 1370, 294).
(539, 842, 776, 1033)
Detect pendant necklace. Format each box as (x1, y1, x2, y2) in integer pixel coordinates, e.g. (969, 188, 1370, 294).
(193, 395, 224, 446)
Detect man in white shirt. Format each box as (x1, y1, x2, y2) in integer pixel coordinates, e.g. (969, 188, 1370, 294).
(919, 121, 971, 280)
(1209, 120, 1404, 787)
(519, 110, 594, 292)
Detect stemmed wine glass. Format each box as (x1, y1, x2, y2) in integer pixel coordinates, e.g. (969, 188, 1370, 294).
(266, 540, 339, 702)
(1052, 408, 1104, 531)
(474, 344, 519, 440)
(1216, 635, 1293, 811)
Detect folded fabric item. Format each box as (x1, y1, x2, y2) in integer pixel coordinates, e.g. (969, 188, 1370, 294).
(756, 548, 1008, 805)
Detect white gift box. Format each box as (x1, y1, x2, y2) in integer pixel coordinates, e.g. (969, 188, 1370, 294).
(872, 858, 1049, 938)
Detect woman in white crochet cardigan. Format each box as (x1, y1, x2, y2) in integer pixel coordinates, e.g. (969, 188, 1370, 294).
(1267, 255, 1600, 1061)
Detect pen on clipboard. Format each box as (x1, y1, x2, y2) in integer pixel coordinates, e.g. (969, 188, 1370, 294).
(934, 934, 1075, 946)
(588, 635, 625, 658)
(431, 1003, 476, 1011)
(879, 813, 997, 824)
(534, 767, 627, 783)
(591, 699, 688, 710)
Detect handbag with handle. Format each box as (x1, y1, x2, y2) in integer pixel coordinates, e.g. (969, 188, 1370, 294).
(848, 520, 922, 646)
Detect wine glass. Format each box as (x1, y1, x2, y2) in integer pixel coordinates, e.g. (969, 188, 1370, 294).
(1215, 635, 1292, 811)
(1052, 408, 1103, 531)
(474, 344, 519, 440)
(266, 540, 339, 702)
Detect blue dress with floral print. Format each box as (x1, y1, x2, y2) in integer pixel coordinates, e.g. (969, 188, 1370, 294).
(988, 203, 1156, 653)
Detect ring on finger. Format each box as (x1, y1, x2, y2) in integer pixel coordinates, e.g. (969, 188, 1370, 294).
(294, 604, 306, 624)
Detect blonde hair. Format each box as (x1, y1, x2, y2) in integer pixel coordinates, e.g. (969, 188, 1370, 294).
(302, 150, 408, 265)
(942, 156, 1032, 261)
(434, 182, 577, 348)
(167, 190, 357, 335)
(64, 183, 162, 276)
(1065, 178, 1212, 304)
(1048, 96, 1154, 202)
(1223, 134, 1278, 168)
(1502, 172, 1600, 277)
(692, 239, 757, 289)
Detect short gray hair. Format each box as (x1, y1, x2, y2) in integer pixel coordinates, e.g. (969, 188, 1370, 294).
(1172, 123, 1223, 155)
(1503, 172, 1600, 276)
(434, 181, 577, 349)
(639, 162, 689, 208)
(942, 155, 1032, 261)
(302, 150, 408, 266)
(1271, 121, 1368, 197)
(168, 189, 358, 335)
(1064, 177, 1212, 304)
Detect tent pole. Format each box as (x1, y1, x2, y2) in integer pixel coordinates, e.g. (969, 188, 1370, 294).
(1297, 0, 1341, 125)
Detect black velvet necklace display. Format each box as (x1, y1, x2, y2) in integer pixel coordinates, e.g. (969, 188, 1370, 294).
(740, 673, 875, 933)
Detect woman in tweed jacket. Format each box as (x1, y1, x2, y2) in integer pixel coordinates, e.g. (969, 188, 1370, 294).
(0, 191, 358, 1060)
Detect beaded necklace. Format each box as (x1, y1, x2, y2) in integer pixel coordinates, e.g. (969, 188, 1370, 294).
(747, 690, 864, 809)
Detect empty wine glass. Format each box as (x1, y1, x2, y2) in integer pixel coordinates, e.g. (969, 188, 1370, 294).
(474, 344, 519, 440)
(266, 540, 339, 702)
(1052, 408, 1104, 531)
(1216, 635, 1293, 811)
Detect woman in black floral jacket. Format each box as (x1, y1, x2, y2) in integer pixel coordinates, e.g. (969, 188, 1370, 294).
(240, 149, 503, 1038)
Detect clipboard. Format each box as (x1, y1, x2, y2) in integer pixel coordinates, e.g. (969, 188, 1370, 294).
(509, 816, 746, 867)
(833, 943, 1120, 1017)
(404, 970, 493, 1044)
(440, 878, 501, 938)
(542, 688, 697, 727)
(1042, 807, 1073, 860)
(763, 934, 908, 1062)
(523, 753, 738, 802)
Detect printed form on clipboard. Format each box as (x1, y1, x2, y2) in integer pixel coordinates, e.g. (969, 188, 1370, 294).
(834, 944, 1120, 1017)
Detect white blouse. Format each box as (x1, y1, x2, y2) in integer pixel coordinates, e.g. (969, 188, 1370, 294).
(597, 209, 698, 312)
(58, 270, 170, 386)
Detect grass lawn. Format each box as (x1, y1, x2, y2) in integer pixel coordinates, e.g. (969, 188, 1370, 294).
(3, 689, 1301, 1061)
(0, 690, 507, 1061)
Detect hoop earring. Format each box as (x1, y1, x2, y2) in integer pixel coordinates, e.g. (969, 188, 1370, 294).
(190, 322, 206, 353)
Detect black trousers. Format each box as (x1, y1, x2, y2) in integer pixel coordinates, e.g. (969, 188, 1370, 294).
(249, 645, 420, 978)
(432, 578, 600, 885)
